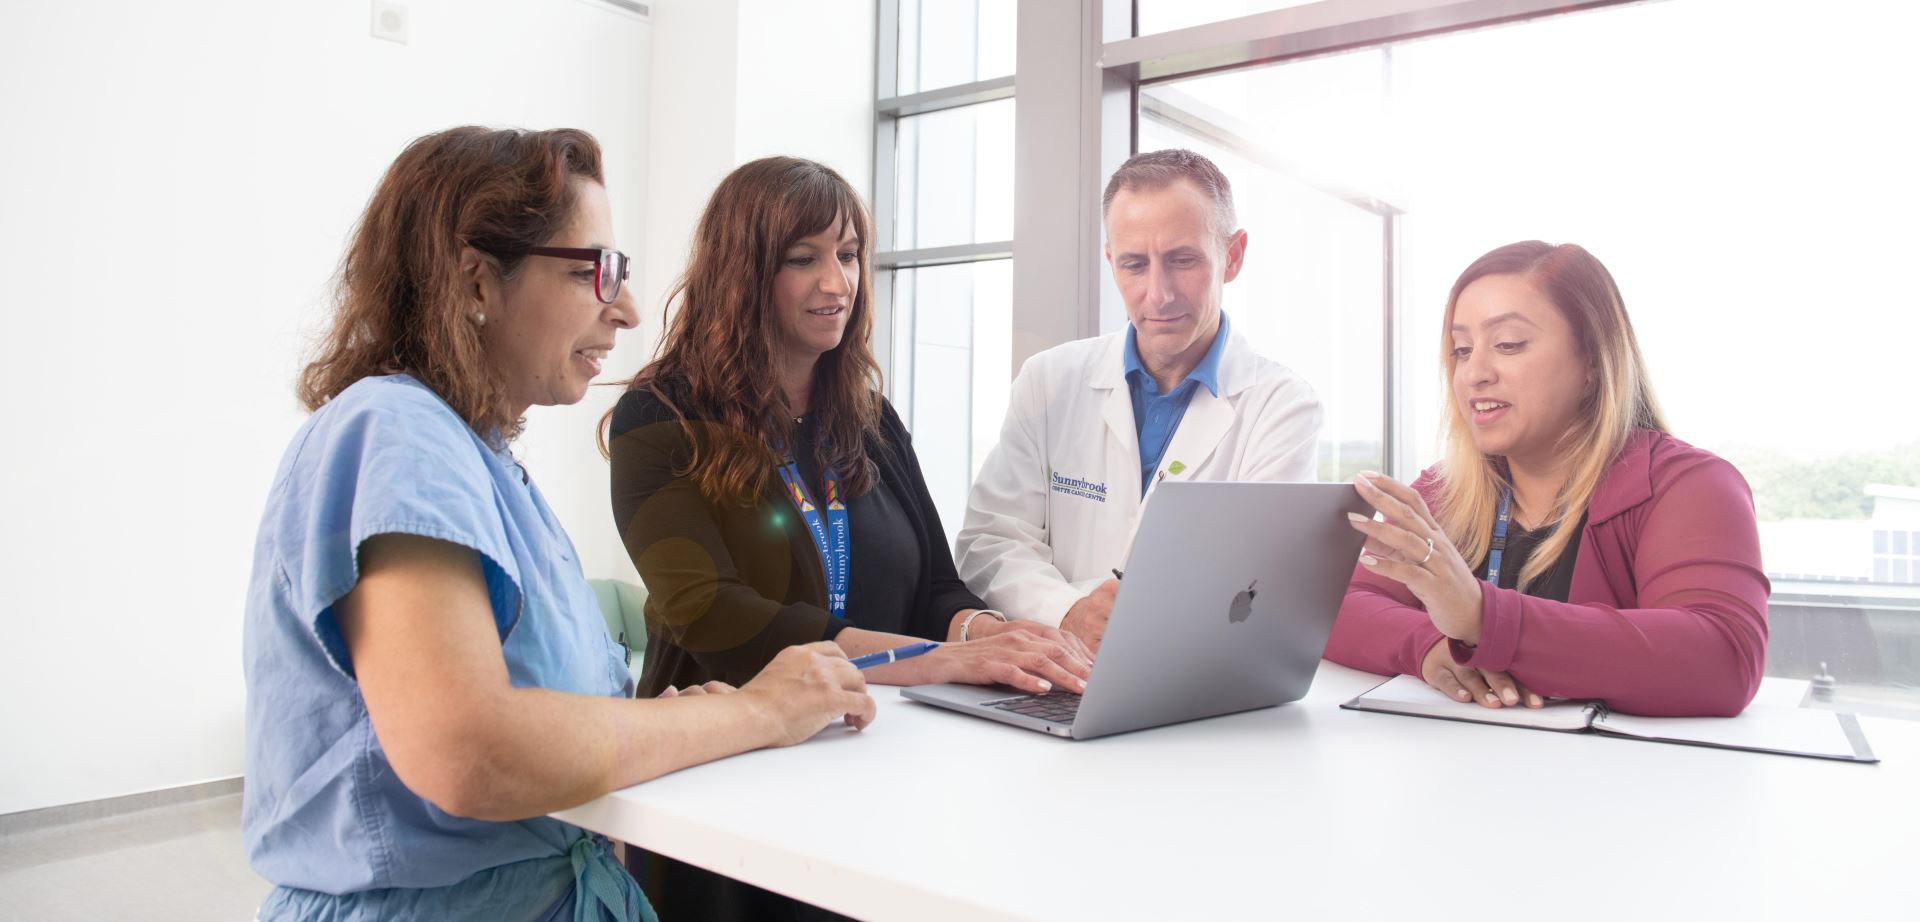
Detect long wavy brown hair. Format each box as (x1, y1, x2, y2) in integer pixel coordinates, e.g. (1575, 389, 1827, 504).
(1433, 241, 1668, 590)
(611, 156, 884, 505)
(298, 126, 603, 442)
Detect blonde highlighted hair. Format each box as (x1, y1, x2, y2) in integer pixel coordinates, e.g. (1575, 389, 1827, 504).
(1433, 242, 1668, 591)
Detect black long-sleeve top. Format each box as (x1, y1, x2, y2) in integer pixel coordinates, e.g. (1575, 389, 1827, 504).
(608, 382, 985, 697)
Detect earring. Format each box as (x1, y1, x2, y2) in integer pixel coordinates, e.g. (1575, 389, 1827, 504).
(473, 312, 487, 326)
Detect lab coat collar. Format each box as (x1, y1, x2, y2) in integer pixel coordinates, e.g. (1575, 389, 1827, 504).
(1092, 321, 1256, 398)
(1090, 325, 1247, 505)
(1122, 313, 1230, 398)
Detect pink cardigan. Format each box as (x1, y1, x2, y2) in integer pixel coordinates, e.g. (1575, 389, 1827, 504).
(1324, 430, 1770, 716)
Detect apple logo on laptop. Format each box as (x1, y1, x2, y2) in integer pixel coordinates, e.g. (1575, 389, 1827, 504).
(1227, 580, 1258, 623)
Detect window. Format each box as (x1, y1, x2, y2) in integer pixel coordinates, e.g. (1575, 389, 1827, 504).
(1137, 53, 1392, 481)
(999, 0, 1920, 717)
(889, 260, 1014, 535)
(891, 98, 1014, 251)
(1136, 0, 1321, 37)
(891, 0, 1013, 96)
(875, 1, 1017, 539)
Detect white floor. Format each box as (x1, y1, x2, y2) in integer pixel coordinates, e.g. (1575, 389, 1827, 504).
(0, 794, 269, 921)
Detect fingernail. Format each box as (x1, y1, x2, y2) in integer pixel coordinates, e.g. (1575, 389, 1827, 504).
(1359, 554, 1378, 565)
(1038, 679, 1052, 691)
(1502, 689, 1518, 705)
(1346, 512, 1368, 523)
(1485, 692, 1500, 705)
(1456, 689, 1470, 700)
(1529, 694, 1543, 707)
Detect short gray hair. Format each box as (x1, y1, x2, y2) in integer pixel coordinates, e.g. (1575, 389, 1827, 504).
(1101, 148, 1237, 241)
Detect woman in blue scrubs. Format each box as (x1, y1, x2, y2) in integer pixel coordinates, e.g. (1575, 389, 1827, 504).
(240, 126, 876, 922)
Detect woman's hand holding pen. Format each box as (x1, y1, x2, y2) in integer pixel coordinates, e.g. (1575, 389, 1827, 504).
(739, 642, 877, 746)
(1345, 471, 1486, 645)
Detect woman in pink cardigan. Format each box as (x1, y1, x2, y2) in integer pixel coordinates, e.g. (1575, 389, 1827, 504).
(1328, 241, 1769, 717)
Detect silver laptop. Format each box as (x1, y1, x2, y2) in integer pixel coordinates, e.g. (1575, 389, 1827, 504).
(904, 481, 1371, 739)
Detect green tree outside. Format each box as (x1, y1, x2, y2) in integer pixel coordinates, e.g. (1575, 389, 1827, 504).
(1723, 443, 1920, 521)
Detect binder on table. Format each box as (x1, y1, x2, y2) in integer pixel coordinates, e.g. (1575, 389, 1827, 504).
(1341, 674, 1878, 763)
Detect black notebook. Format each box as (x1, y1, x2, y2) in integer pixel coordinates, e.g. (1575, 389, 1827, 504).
(1341, 674, 1878, 763)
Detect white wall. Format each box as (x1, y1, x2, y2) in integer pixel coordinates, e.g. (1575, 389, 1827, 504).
(0, 0, 872, 817)
(731, 0, 876, 189)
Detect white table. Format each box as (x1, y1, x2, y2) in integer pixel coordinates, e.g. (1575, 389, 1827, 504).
(554, 663, 1919, 921)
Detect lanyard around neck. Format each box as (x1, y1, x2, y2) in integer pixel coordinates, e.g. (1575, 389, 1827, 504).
(775, 453, 850, 618)
(1486, 487, 1514, 587)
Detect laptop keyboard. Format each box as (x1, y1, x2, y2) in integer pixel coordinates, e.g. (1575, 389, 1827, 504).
(984, 691, 1082, 724)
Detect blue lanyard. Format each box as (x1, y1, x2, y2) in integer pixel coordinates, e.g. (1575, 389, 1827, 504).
(775, 454, 850, 617)
(1486, 487, 1514, 587)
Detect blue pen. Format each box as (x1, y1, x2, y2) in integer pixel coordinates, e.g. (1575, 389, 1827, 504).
(848, 641, 941, 670)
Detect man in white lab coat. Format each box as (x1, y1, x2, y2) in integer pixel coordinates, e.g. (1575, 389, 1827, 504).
(955, 149, 1323, 653)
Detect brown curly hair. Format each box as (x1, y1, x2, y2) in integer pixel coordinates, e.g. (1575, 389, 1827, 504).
(298, 126, 603, 442)
(610, 156, 885, 505)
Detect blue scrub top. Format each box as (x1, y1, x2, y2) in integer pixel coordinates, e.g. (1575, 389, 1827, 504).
(241, 374, 649, 921)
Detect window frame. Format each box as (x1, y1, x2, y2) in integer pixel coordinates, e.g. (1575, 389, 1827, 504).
(872, 0, 1016, 429)
(875, 1, 1920, 704)
(1009, 0, 1640, 483)
(986, 0, 1920, 713)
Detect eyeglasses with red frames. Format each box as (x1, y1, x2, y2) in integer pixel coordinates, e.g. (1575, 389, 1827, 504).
(481, 246, 631, 304)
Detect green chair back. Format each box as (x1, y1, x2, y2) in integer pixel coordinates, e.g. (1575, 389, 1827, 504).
(588, 578, 649, 688)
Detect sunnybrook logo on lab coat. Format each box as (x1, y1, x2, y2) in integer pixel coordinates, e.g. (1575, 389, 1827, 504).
(1050, 470, 1108, 503)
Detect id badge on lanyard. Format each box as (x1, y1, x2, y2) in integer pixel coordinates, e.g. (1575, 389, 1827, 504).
(776, 455, 850, 617)
(1486, 487, 1514, 586)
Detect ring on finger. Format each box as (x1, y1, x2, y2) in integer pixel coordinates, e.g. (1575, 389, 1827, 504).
(1417, 536, 1435, 565)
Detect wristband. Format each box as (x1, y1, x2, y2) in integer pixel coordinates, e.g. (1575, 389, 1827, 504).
(958, 608, 1009, 642)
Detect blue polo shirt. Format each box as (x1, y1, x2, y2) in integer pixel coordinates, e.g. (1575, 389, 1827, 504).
(1123, 313, 1229, 496)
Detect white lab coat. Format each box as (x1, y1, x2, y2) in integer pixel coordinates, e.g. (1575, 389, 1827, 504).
(955, 328, 1323, 626)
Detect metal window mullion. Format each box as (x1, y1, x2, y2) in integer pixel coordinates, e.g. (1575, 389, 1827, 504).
(1380, 41, 1403, 481)
(872, 116, 901, 255)
(873, 0, 902, 255)
(963, 266, 976, 499)
(1138, 87, 1403, 216)
(1103, 0, 1640, 83)
(1090, 0, 1133, 337)
(874, 268, 899, 405)
(1383, 212, 1401, 480)
(873, 0, 903, 391)
(875, 241, 1014, 270)
(876, 0, 900, 112)
(876, 76, 1017, 118)
(1018, 0, 1133, 352)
